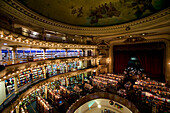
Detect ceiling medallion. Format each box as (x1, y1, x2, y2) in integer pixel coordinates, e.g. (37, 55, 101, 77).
(125, 26, 131, 31)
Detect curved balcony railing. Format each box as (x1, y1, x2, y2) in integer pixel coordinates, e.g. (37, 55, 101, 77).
(67, 92, 140, 113)
(0, 66, 98, 113)
(0, 55, 97, 67)
(0, 26, 97, 45)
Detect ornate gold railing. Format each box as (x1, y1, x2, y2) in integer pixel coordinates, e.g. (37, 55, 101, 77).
(67, 92, 140, 113)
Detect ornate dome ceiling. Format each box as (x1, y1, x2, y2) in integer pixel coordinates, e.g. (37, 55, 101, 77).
(17, 0, 168, 27)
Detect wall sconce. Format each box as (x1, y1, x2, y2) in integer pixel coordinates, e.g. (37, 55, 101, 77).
(106, 58, 110, 63)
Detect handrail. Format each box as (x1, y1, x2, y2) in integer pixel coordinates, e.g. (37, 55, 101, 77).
(67, 92, 140, 113)
(0, 66, 98, 113)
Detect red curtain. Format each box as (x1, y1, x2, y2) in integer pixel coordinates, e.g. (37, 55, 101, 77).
(136, 50, 163, 79)
(114, 51, 131, 73)
(114, 50, 163, 79)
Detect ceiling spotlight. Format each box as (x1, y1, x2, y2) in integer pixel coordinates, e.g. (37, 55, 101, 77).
(4, 43, 7, 45)
(32, 32, 38, 36)
(130, 35, 132, 37)
(98, 104, 101, 108)
(0, 34, 3, 37)
(142, 33, 145, 35)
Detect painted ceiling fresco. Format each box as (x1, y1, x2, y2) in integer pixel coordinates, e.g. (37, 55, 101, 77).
(17, 0, 169, 27)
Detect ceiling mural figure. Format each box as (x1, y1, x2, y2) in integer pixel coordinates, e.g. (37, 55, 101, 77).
(17, 0, 168, 26)
(71, 6, 84, 18)
(88, 2, 121, 24)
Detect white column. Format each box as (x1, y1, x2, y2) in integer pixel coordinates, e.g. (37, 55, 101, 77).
(65, 49, 68, 57)
(66, 63, 68, 72)
(94, 49, 96, 56)
(51, 64, 54, 75)
(85, 49, 88, 56)
(43, 66, 46, 79)
(14, 76, 18, 94)
(12, 47, 16, 64)
(91, 59, 96, 66)
(96, 68, 99, 76)
(165, 41, 170, 85)
(109, 44, 113, 73)
(0, 81, 6, 105)
(35, 49, 37, 60)
(23, 50, 25, 61)
(84, 60, 88, 68)
(0, 46, 2, 65)
(91, 71, 93, 76)
(15, 105, 19, 113)
(94, 58, 97, 66)
(66, 77, 69, 87)
(43, 49, 46, 59)
(84, 72, 87, 81)
(81, 61, 83, 69)
(82, 73, 84, 84)
(7, 49, 10, 60)
(45, 85, 47, 99)
(29, 48, 31, 57)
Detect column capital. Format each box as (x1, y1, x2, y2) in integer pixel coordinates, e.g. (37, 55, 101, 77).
(10, 46, 17, 51)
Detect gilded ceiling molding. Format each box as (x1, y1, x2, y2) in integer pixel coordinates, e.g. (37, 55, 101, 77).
(0, 0, 169, 36)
